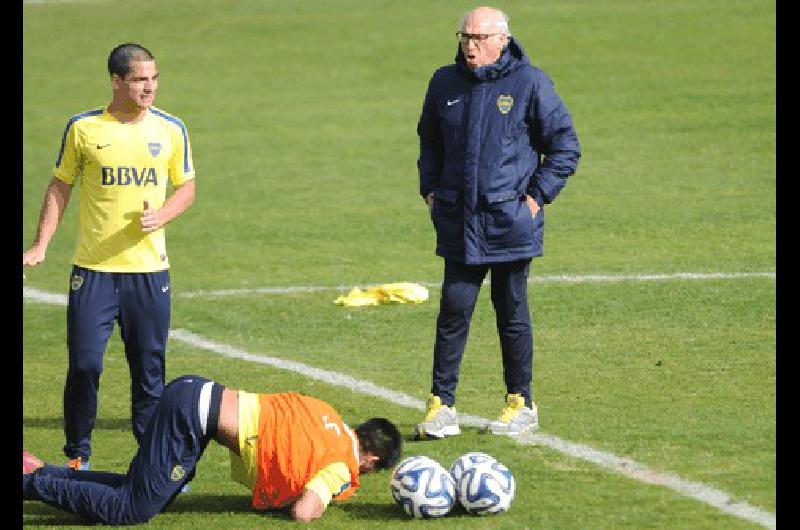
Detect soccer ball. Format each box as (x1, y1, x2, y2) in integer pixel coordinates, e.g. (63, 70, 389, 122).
(452, 455, 515, 515)
(449, 451, 497, 486)
(389, 455, 456, 518)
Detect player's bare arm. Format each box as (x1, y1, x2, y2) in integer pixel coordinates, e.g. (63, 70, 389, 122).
(290, 489, 326, 522)
(23, 177, 73, 267)
(141, 179, 196, 233)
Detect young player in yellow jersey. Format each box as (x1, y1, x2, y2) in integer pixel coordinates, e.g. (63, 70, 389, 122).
(22, 43, 196, 470)
(23, 375, 403, 525)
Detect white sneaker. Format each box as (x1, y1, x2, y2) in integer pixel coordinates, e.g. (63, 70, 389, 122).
(484, 394, 539, 436)
(413, 394, 460, 439)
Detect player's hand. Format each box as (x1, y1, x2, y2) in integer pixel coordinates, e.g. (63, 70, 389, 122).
(23, 246, 46, 268)
(525, 195, 540, 218)
(140, 200, 164, 233)
(425, 192, 434, 211)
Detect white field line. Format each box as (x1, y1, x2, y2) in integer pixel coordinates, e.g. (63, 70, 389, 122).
(23, 287, 68, 306)
(24, 0, 110, 5)
(22, 287, 776, 529)
(176, 271, 776, 299)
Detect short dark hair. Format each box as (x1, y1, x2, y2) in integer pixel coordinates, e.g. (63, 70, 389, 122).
(107, 43, 155, 78)
(355, 418, 402, 470)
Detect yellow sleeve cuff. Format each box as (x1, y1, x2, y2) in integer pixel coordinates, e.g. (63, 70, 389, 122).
(304, 462, 351, 507)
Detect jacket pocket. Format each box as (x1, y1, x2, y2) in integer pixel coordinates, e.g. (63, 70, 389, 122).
(483, 191, 533, 247)
(432, 188, 460, 205)
(431, 189, 463, 251)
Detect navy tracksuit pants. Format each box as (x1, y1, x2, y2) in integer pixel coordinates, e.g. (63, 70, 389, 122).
(24, 376, 221, 525)
(64, 266, 171, 462)
(431, 258, 533, 408)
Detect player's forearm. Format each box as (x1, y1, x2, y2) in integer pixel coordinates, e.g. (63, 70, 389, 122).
(30, 178, 72, 249)
(158, 179, 195, 225)
(290, 489, 325, 522)
(141, 179, 195, 233)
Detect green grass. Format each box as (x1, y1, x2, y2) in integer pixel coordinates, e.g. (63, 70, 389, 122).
(23, 0, 774, 528)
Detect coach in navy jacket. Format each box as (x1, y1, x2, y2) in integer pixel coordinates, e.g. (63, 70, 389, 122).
(414, 6, 580, 439)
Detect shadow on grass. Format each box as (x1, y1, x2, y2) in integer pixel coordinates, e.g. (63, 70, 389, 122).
(338, 501, 477, 521)
(23, 417, 130, 431)
(23, 494, 277, 525)
(337, 502, 413, 520)
(22, 502, 87, 526)
(165, 493, 266, 515)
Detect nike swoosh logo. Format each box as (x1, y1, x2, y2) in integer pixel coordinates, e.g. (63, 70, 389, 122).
(447, 99, 460, 106)
(96, 144, 111, 149)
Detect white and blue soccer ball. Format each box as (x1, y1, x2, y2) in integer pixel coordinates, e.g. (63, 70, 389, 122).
(449, 452, 497, 486)
(451, 454, 515, 515)
(389, 455, 456, 518)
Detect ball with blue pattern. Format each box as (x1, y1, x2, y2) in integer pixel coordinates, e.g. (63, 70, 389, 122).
(452, 455, 515, 515)
(389, 455, 456, 518)
(449, 451, 497, 488)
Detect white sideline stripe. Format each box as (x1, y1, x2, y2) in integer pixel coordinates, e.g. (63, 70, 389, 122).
(22, 287, 776, 529)
(23, 287, 68, 306)
(515, 431, 776, 529)
(24, 0, 110, 5)
(176, 272, 776, 299)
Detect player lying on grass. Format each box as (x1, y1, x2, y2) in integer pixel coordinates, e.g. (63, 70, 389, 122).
(23, 375, 402, 524)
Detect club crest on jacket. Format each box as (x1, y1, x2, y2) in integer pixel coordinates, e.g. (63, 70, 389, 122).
(170, 465, 186, 482)
(497, 95, 513, 114)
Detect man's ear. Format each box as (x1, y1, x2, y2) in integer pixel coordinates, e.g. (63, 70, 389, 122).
(111, 74, 122, 89)
(361, 453, 380, 470)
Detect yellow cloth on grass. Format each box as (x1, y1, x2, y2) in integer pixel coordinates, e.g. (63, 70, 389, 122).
(334, 282, 429, 307)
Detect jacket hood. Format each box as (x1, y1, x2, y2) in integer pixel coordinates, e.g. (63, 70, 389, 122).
(455, 36, 531, 81)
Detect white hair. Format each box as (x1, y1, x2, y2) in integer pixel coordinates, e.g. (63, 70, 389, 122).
(458, 7, 511, 35)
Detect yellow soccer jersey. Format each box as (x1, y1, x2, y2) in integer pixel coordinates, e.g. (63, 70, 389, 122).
(53, 106, 195, 272)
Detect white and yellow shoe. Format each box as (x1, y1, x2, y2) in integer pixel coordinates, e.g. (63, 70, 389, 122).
(484, 394, 539, 436)
(412, 394, 460, 440)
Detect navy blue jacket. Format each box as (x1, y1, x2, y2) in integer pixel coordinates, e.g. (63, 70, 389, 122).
(418, 37, 580, 264)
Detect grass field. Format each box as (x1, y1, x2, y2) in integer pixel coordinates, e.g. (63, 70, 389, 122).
(23, 0, 775, 528)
